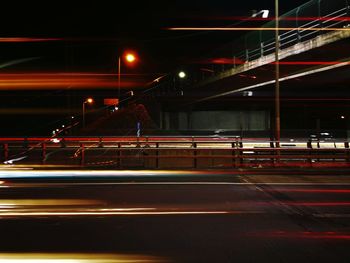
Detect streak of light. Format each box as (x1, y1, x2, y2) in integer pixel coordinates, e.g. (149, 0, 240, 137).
(0, 211, 232, 217)
(3, 181, 350, 188)
(0, 37, 61, 42)
(313, 213, 350, 218)
(169, 27, 350, 31)
(271, 189, 350, 193)
(0, 57, 41, 69)
(265, 231, 350, 240)
(201, 16, 350, 22)
(0, 165, 78, 170)
(283, 202, 350, 206)
(203, 59, 349, 65)
(0, 253, 167, 263)
(0, 199, 103, 206)
(0, 73, 148, 90)
(0, 108, 85, 114)
(200, 68, 215, 73)
(273, 61, 350, 65)
(0, 170, 205, 178)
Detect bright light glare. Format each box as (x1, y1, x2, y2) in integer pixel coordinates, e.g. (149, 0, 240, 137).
(178, 71, 186, 78)
(262, 10, 269, 18)
(86, 98, 93, 104)
(0, 260, 77, 263)
(125, 54, 136, 63)
(0, 253, 166, 263)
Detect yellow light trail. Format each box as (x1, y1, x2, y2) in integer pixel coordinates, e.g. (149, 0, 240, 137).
(0, 253, 168, 263)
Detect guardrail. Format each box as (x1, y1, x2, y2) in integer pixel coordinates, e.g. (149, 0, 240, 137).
(1, 137, 349, 168)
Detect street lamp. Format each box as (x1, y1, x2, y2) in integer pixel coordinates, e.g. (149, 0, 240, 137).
(82, 97, 93, 128)
(118, 51, 137, 100)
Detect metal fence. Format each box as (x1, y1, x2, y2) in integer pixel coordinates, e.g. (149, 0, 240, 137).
(1, 137, 349, 168)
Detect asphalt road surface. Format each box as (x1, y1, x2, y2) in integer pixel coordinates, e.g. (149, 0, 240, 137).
(0, 169, 349, 262)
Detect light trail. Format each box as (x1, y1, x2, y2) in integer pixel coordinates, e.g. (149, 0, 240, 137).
(203, 59, 350, 65)
(0, 209, 234, 217)
(169, 27, 350, 31)
(0, 73, 148, 90)
(193, 16, 350, 22)
(0, 37, 61, 42)
(263, 231, 350, 240)
(3, 181, 350, 188)
(0, 199, 103, 206)
(0, 253, 167, 263)
(269, 189, 350, 193)
(0, 57, 41, 69)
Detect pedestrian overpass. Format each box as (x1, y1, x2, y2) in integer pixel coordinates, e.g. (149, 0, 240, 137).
(146, 0, 350, 140)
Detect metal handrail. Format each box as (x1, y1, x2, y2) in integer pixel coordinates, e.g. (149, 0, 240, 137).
(1, 137, 349, 168)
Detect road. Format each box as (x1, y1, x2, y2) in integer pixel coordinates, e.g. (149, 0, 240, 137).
(0, 169, 349, 262)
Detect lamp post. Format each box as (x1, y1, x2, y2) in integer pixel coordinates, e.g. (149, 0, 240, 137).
(118, 52, 137, 101)
(82, 97, 93, 128)
(275, 0, 280, 147)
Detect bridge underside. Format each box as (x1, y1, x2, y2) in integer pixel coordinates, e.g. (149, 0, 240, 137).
(144, 30, 350, 139)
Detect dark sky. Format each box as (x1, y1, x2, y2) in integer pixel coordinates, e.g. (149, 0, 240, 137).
(0, 0, 309, 73)
(0, 0, 311, 135)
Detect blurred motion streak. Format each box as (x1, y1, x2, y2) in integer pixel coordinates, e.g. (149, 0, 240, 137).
(0, 37, 61, 42)
(0, 253, 168, 263)
(0, 108, 82, 114)
(280, 202, 350, 206)
(0, 57, 41, 69)
(200, 59, 350, 65)
(0, 73, 145, 90)
(271, 189, 350, 193)
(264, 231, 350, 240)
(198, 16, 350, 22)
(0, 199, 102, 206)
(169, 27, 350, 31)
(0, 211, 231, 217)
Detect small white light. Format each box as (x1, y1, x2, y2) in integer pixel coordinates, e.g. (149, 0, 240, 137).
(262, 10, 269, 18)
(243, 91, 253, 96)
(341, 115, 345, 119)
(62, 125, 65, 128)
(178, 71, 186, 78)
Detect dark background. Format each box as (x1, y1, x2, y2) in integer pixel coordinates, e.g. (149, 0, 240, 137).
(0, 0, 310, 136)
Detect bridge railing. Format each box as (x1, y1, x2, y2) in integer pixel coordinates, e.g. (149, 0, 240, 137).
(1, 136, 349, 168)
(209, 0, 350, 75)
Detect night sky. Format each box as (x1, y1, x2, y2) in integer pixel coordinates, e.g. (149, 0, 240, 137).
(0, 0, 310, 135)
(0, 0, 308, 72)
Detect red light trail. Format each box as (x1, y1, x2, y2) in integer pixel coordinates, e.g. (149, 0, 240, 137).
(0, 73, 143, 90)
(0, 37, 61, 42)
